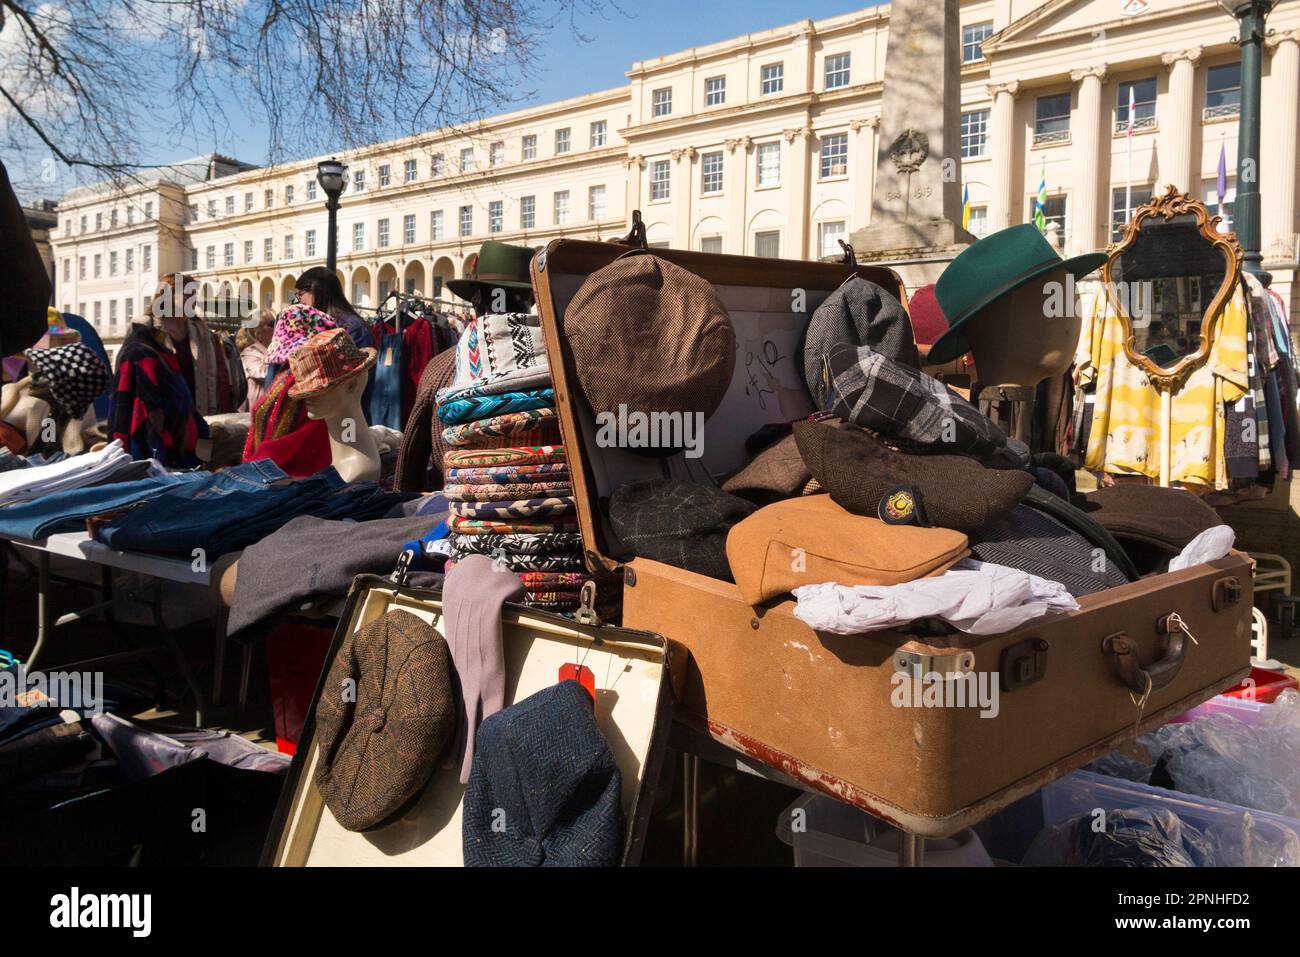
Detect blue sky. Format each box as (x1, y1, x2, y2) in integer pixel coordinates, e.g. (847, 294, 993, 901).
(154, 0, 879, 168)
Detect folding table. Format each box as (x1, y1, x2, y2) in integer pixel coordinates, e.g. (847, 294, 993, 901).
(0, 531, 210, 725)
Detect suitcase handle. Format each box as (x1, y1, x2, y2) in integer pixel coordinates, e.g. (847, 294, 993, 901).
(1101, 625, 1187, 696)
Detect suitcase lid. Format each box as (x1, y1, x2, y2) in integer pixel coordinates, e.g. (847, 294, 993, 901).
(263, 573, 676, 866)
(532, 239, 909, 575)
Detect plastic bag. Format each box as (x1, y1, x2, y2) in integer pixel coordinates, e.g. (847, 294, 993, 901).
(1023, 807, 1214, 867)
(1140, 691, 1300, 818)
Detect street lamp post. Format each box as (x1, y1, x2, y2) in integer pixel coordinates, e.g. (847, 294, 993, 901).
(1218, 0, 1279, 285)
(316, 158, 347, 274)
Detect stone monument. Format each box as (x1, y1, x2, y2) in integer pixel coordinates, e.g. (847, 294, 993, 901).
(850, 0, 975, 283)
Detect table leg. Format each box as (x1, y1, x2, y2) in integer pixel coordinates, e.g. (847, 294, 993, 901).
(211, 608, 227, 707)
(99, 565, 116, 627)
(682, 752, 700, 867)
(27, 551, 52, 669)
(897, 832, 926, 867)
(150, 581, 207, 727)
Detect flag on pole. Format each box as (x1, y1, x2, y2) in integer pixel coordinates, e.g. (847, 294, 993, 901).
(1033, 166, 1047, 233)
(962, 183, 971, 230)
(1127, 85, 1136, 139)
(1217, 140, 1229, 211)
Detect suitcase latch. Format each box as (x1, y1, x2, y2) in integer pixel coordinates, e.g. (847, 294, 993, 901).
(573, 580, 603, 627)
(1213, 576, 1243, 611)
(999, 638, 1049, 692)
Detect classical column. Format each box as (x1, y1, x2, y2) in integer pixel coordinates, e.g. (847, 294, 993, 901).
(671, 147, 695, 249)
(1160, 48, 1203, 195)
(623, 155, 644, 224)
(1265, 30, 1300, 267)
(784, 127, 813, 259)
(724, 136, 751, 254)
(1070, 66, 1108, 255)
(987, 81, 1020, 231)
(850, 117, 880, 231)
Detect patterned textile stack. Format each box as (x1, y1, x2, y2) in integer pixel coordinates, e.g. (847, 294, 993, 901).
(437, 312, 591, 613)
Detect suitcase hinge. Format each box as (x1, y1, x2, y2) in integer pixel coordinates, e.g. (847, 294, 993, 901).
(893, 649, 975, 680)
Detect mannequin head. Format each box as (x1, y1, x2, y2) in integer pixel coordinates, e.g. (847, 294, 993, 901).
(471, 284, 535, 317)
(304, 369, 367, 421)
(962, 266, 1082, 388)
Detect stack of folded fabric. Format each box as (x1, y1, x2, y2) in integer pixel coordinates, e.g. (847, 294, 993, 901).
(436, 312, 589, 613)
(0, 440, 158, 507)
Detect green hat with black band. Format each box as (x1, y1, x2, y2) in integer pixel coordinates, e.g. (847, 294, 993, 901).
(447, 240, 536, 301)
(927, 224, 1108, 365)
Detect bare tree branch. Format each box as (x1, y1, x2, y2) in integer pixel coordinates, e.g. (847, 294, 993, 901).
(1, 0, 623, 198)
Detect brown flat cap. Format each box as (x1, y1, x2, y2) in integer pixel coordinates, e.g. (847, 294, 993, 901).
(562, 253, 736, 436)
(313, 609, 456, 831)
(794, 418, 1032, 535)
(721, 433, 811, 504)
(725, 495, 969, 606)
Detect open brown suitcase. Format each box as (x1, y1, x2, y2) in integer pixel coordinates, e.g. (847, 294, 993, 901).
(532, 238, 1255, 839)
(263, 574, 680, 866)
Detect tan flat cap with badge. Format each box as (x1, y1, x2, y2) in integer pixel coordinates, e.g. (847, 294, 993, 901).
(725, 495, 970, 607)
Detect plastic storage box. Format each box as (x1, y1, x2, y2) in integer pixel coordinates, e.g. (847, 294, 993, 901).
(774, 793, 993, 867)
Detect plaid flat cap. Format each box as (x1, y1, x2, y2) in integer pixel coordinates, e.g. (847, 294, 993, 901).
(287, 327, 377, 398)
(823, 342, 1030, 469)
(23, 343, 109, 421)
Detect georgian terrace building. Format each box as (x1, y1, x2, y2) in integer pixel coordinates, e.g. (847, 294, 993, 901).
(51, 0, 1300, 362)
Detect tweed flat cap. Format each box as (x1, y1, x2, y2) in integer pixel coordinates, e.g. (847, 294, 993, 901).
(562, 253, 736, 432)
(726, 494, 969, 606)
(803, 276, 918, 407)
(970, 503, 1130, 598)
(609, 479, 756, 581)
(463, 680, 623, 866)
(793, 418, 1033, 536)
(720, 433, 811, 505)
(313, 609, 456, 831)
(823, 342, 1030, 470)
(1083, 485, 1224, 554)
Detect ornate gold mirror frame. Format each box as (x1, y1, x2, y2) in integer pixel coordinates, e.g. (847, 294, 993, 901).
(1101, 185, 1244, 392)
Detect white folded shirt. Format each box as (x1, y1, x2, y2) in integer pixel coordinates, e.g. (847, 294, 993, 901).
(0, 440, 132, 506)
(793, 559, 1080, 637)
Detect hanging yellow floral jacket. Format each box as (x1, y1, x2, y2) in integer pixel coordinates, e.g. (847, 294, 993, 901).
(1076, 283, 1249, 489)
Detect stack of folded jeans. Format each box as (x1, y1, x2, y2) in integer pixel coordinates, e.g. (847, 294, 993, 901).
(94, 465, 412, 559)
(0, 459, 284, 542)
(436, 312, 588, 613)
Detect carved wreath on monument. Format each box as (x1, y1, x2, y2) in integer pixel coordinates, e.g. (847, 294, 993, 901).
(888, 129, 930, 174)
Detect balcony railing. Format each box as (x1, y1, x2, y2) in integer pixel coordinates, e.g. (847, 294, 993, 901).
(1115, 115, 1158, 134)
(1033, 129, 1071, 147)
(1204, 103, 1241, 121)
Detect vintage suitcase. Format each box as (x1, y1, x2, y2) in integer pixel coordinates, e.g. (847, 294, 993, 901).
(263, 574, 679, 866)
(531, 238, 1254, 839)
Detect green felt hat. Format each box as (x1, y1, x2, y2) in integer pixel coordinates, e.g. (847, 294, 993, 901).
(928, 224, 1107, 365)
(447, 241, 536, 301)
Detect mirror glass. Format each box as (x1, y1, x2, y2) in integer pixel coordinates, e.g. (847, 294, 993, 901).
(1112, 213, 1229, 370)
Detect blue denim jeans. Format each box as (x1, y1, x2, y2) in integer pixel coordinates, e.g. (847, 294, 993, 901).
(367, 331, 404, 430)
(97, 463, 332, 556)
(0, 460, 290, 542)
